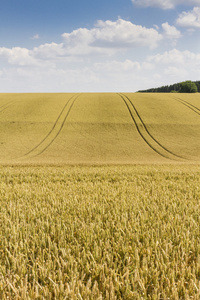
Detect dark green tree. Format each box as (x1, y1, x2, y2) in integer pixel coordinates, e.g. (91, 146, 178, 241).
(138, 80, 199, 93)
(195, 82, 200, 92)
(179, 81, 198, 93)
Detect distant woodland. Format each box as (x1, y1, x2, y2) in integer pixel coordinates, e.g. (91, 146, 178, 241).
(138, 80, 200, 93)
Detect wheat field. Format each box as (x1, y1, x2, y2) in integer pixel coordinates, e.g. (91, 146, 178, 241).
(0, 93, 200, 164)
(0, 165, 200, 299)
(0, 93, 200, 299)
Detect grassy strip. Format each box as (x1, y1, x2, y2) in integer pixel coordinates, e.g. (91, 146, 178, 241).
(0, 165, 200, 299)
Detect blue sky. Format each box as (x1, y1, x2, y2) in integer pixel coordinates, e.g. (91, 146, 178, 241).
(0, 0, 200, 92)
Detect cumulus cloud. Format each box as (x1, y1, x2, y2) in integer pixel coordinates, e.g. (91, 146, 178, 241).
(147, 48, 200, 67)
(0, 18, 163, 92)
(87, 49, 200, 91)
(62, 19, 162, 52)
(0, 47, 38, 66)
(33, 42, 65, 59)
(176, 7, 200, 28)
(132, 0, 200, 9)
(0, 17, 199, 92)
(0, 49, 200, 92)
(0, 19, 163, 68)
(145, 49, 200, 86)
(0, 46, 55, 68)
(162, 22, 182, 39)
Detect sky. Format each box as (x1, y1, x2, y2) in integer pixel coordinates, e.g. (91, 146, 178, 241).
(0, 0, 200, 92)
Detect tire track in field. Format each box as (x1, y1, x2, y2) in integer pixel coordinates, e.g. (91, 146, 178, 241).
(172, 96, 200, 116)
(0, 101, 15, 113)
(118, 93, 186, 161)
(24, 94, 80, 158)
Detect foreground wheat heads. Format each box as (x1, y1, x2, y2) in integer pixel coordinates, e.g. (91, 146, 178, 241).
(0, 165, 200, 299)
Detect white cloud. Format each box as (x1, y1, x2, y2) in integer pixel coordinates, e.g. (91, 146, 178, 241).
(0, 17, 199, 92)
(62, 19, 162, 52)
(147, 48, 200, 64)
(147, 49, 200, 81)
(132, 0, 200, 9)
(148, 49, 172, 64)
(164, 66, 188, 77)
(162, 22, 182, 39)
(0, 47, 38, 66)
(94, 60, 141, 72)
(87, 49, 200, 91)
(0, 46, 55, 68)
(0, 66, 102, 92)
(33, 42, 65, 59)
(176, 7, 200, 28)
(0, 49, 200, 92)
(0, 19, 163, 68)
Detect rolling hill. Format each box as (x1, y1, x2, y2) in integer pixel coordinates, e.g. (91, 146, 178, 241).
(0, 92, 200, 164)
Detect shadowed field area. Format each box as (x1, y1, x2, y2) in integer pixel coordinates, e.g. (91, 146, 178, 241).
(1, 93, 200, 164)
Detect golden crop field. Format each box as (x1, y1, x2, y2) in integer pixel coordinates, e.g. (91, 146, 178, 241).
(0, 93, 200, 299)
(0, 92, 200, 164)
(0, 165, 200, 299)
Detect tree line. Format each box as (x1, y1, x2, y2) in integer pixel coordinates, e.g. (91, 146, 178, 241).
(138, 80, 200, 93)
